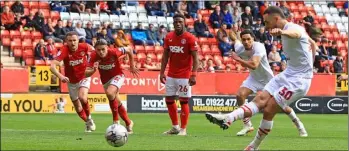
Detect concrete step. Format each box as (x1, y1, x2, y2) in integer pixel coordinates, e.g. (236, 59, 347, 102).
(1, 56, 15, 63)
(2, 62, 21, 67)
(1, 50, 10, 56)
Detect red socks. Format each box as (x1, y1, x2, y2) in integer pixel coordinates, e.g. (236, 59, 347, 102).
(109, 99, 119, 122)
(118, 104, 131, 126)
(77, 109, 87, 122)
(166, 97, 178, 126)
(179, 97, 189, 129)
(82, 101, 90, 119)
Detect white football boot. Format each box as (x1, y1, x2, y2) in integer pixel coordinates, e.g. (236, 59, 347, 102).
(126, 120, 134, 134)
(177, 128, 187, 136)
(244, 145, 259, 151)
(237, 125, 254, 136)
(205, 112, 230, 130)
(295, 120, 308, 137)
(163, 126, 180, 135)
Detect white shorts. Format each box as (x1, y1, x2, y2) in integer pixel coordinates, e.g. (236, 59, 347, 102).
(165, 77, 192, 98)
(68, 77, 91, 101)
(264, 73, 312, 110)
(103, 74, 125, 91)
(241, 76, 268, 93)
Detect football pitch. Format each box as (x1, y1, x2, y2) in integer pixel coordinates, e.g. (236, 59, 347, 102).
(1, 113, 347, 150)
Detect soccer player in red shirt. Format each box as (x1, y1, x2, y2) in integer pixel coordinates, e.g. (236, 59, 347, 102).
(160, 14, 199, 136)
(50, 31, 96, 132)
(85, 39, 139, 134)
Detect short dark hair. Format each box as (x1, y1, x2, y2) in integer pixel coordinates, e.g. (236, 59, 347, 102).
(263, 6, 286, 19)
(173, 13, 186, 21)
(65, 31, 79, 38)
(95, 39, 108, 46)
(240, 29, 256, 39)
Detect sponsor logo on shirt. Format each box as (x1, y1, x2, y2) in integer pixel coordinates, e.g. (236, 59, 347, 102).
(169, 46, 184, 53)
(69, 59, 84, 66)
(99, 63, 115, 70)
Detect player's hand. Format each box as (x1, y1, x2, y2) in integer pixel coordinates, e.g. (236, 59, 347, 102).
(229, 52, 240, 61)
(60, 76, 70, 83)
(270, 28, 283, 36)
(189, 75, 196, 86)
(338, 75, 348, 82)
(160, 73, 166, 84)
(129, 66, 140, 78)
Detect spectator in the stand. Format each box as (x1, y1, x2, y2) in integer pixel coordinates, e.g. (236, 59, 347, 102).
(271, 62, 279, 74)
(252, 18, 263, 34)
(232, 7, 242, 24)
(161, 1, 168, 16)
(194, 14, 214, 38)
(143, 56, 158, 70)
(240, 18, 253, 31)
(187, 1, 199, 18)
(11, 1, 24, 16)
(177, 1, 190, 18)
(229, 29, 241, 47)
(217, 23, 229, 42)
(280, 61, 287, 72)
(222, 7, 234, 29)
(287, 13, 295, 22)
(63, 20, 74, 33)
(1, 6, 20, 30)
(279, 1, 290, 18)
(46, 37, 56, 60)
(303, 11, 314, 32)
(198, 59, 207, 72)
(33, 10, 45, 30)
(42, 19, 63, 43)
(241, 6, 253, 25)
(85, 1, 98, 14)
(50, 1, 67, 12)
(147, 24, 160, 45)
(54, 20, 67, 41)
(145, 1, 164, 16)
(157, 25, 168, 46)
(207, 59, 215, 73)
(259, 1, 269, 16)
(231, 24, 241, 41)
(240, 1, 259, 19)
(108, 1, 125, 15)
(132, 22, 155, 45)
(102, 22, 115, 41)
(209, 6, 224, 29)
(327, 41, 338, 60)
(219, 35, 233, 56)
(255, 26, 267, 43)
(205, 1, 219, 10)
(115, 30, 130, 48)
(84, 21, 97, 44)
(121, 57, 131, 69)
(268, 45, 281, 65)
(35, 39, 49, 61)
(97, 28, 113, 45)
(22, 12, 36, 31)
(98, 1, 111, 14)
(166, 1, 178, 17)
(198, 0, 205, 10)
(91, 37, 98, 47)
(74, 22, 86, 41)
(70, 1, 85, 13)
(319, 38, 330, 60)
(323, 65, 332, 74)
(334, 56, 344, 73)
(214, 59, 225, 70)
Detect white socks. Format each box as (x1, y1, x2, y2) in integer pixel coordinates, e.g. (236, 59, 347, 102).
(250, 119, 273, 148)
(227, 102, 259, 123)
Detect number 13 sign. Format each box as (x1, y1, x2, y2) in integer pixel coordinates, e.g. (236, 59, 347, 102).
(35, 66, 52, 85)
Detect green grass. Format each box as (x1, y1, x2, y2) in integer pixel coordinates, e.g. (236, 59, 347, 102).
(1, 113, 347, 150)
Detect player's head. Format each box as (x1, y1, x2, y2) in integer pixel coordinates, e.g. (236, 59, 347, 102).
(263, 6, 286, 30)
(65, 31, 79, 51)
(95, 39, 109, 58)
(173, 13, 186, 34)
(240, 30, 256, 50)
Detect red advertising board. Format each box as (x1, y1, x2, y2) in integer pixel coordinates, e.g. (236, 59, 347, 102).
(1, 68, 29, 93)
(60, 71, 336, 96)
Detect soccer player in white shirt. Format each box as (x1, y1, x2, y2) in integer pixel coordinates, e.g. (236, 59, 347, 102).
(228, 29, 307, 137)
(205, 6, 318, 150)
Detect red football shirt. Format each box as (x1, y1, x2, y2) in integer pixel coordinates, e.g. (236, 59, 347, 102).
(55, 43, 93, 84)
(88, 48, 125, 84)
(164, 31, 198, 78)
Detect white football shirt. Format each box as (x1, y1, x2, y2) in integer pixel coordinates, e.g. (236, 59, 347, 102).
(235, 42, 274, 84)
(281, 22, 313, 78)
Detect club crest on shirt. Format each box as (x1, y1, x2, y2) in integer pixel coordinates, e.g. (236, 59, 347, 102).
(181, 39, 186, 44)
(110, 56, 115, 62)
(169, 39, 173, 42)
(80, 51, 85, 56)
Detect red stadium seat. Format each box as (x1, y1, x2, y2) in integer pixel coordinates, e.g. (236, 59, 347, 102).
(199, 37, 208, 45)
(201, 47, 211, 55)
(321, 24, 330, 32)
(201, 44, 209, 49)
(30, 9, 39, 15)
(211, 47, 221, 55)
(10, 30, 21, 39)
(204, 54, 213, 60)
(41, 9, 51, 19)
(213, 55, 223, 62)
(198, 54, 204, 60)
(298, 5, 306, 13)
(45, 60, 52, 66)
(147, 53, 156, 61)
(51, 11, 60, 21)
(211, 44, 218, 49)
(186, 18, 194, 26)
(2, 38, 11, 47)
(156, 53, 162, 62)
(25, 57, 34, 66)
(39, 2, 50, 9)
(35, 60, 46, 66)
(21, 31, 32, 40)
(145, 46, 155, 53)
(22, 41, 32, 50)
(137, 53, 146, 62)
(154, 46, 164, 54)
(23, 49, 34, 59)
(208, 38, 217, 45)
(29, 2, 39, 9)
(54, 43, 64, 50)
(341, 34, 348, 42)
(13, 48, 22, 58)
(1, 30, 10, 39)
(134, 45, 145, 53)
(22, 1, 29, 8)
(198, 10, 209, 17)
(32, 31, 43, 40)
(329, 25, 338, 32)
(24, 8, 29, 16)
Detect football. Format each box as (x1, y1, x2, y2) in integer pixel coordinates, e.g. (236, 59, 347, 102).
(105, 124, 128, 147)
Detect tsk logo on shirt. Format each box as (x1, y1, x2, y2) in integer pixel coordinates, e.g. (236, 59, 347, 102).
(169, 46, 184, 53)
(69, 59, 84, 66)
(99, 63, 115, 70)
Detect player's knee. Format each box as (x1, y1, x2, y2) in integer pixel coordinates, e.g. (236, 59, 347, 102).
(165, 96, 176, 104)
(253, 93, 270, 109)
(106, 89, 116, 100)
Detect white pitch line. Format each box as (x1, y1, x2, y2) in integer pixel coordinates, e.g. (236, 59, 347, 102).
(2, 129, 74, 132)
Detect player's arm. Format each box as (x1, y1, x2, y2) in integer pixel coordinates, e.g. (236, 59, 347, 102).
(234, 55, 261, 70)
(85, 53, 97, 77)
(280, 29, 302, 39)
(308, 37, 318, 62)
(50, 50, 69, 82)
(191, 50, 199, 73)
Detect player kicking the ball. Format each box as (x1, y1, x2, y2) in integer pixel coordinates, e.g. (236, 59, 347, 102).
(85, 39, 139, 134)
(205, 6, 318, 150)
(226, 29, 307, 137)
(50, 31, 96, 132)
(160, 14, 199, 136)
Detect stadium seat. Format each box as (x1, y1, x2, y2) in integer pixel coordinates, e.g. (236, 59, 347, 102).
(135, 45, 145, 53)
(10, 30, 21, 39)
(39, 2, 50, 9)
(157, 16, 167, 25)
(121, 22, 131, 30)
(90, 13, 100, 21)
(80, 13, 90, 21)
(45, 60, 52, 66)
(201, 47, 211, 55)
(1, 30, 10, 39)
(70, 12, 80, 20)
(25, 57, 34, 66)
(136, 6, 147, 13)
(138, 15, 148, 23)
(166, 17, 173, 24)
(100, 13, 110, 22)
(22, 41, 32, 50)
(60, 12, 70, 20)
(2, 38, 11, 47)
(42, 9, 50, 19)
(22, 1, 29, 8)
(129, 13, 139, 23)
(23, 49, 34, 59)
(211, 47, 221, 55)
(112, 22, 121, 29)
(148, 16, 157, 24)
(223, 56, 233, 64)
(92, 21, 101, 28)
(137, 53, 146, 62)
(50, 11, 60, 21)
(145, 46, 155, 53)
(109, 15, 119, 22)
(30, 9, 39, 15)
(154, 46, 164, 54)
(147, 53, 156, 61)
(186, 18, 194, 26)
(199, 37, 209, 45)
(54, 43, 64, 50)
(204, 54, 213, 60)
(35, 60, 46, 66)
(11, 41, 22, 57)
(156, 53, 162, 62)
(127, 6, 137, 13)
(208, 38, 217, 45)
(29, 1, 39, 9)
(213, 55, 223, 62)
(24, 8, 29, 16)
(119, 15, 129, 23)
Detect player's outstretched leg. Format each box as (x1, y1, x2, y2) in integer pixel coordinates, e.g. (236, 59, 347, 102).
(244, 98, 278, 151)
(105, 86, 120, 124)
(178, 97, 189, 136)
(206, 91, 270, 130)
(163, 96, 180, 135)
(78, 87, 96, 132)
(71, 99, 90, 132)
(236, 87, 254, 136)
(116, 94, 133, 134)
(284, 106, 308, 137)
